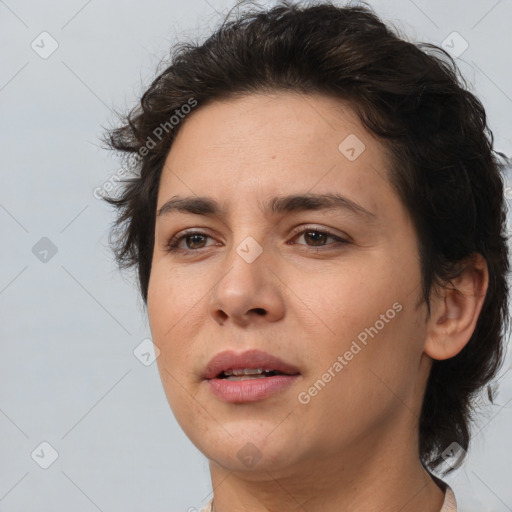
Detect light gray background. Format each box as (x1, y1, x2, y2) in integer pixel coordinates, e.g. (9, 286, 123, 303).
(1, 0, 511, 511)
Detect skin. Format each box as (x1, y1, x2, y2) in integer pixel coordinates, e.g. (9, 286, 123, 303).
(147, 91, 488, 512)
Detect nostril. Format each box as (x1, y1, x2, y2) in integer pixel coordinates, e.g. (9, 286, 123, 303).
(252, 308, 266, 316)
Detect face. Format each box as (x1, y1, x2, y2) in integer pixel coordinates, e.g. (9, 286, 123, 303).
(147, 91, 432, 478)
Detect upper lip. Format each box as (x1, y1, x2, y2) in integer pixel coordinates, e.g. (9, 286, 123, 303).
(203, 349, 301, 380)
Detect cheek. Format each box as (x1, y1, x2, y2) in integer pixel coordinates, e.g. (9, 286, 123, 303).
(296, 306, 421, 451)
(295, 260, 397, 340)
(147, 262, 206, 335)
(147, 264, 210, 382)
(297, 258, 420, 387)
(147, 278, 199, 425)
(147, 269, 186, 380)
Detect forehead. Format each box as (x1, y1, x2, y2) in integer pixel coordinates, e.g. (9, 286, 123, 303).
(157, 91, 396, 219)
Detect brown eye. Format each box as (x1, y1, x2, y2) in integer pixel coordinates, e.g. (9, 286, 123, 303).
(167, 231, 216, 252)
(303, 231, 329, 246)
(185, 234, 208, 249)
(292, 227, 348, 248)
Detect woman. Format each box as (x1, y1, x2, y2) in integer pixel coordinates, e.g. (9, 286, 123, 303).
(103, 2, 509, 510)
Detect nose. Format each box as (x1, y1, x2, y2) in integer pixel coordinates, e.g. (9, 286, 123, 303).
(208, 242, 286, 327)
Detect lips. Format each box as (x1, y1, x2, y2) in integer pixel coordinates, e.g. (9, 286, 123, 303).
(204, 349, 301, 402)
(203, 349, 301, 380)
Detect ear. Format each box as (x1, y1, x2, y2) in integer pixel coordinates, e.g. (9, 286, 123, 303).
(424, 253, 489, 361)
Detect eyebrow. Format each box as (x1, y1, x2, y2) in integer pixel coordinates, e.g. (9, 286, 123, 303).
(156, 193, 377, 222)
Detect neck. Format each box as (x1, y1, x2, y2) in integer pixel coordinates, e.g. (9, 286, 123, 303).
(208, 415, 445, 512)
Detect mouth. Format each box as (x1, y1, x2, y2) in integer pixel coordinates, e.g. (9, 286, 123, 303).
(203, 349, 301, 402)
(217, 368, 293, 380)
(203, 349, 301, 380)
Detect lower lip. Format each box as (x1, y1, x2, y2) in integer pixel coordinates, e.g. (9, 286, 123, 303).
(206, 375, 300, 402)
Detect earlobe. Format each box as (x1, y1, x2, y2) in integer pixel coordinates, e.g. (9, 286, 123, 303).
(424, 253, 489, 361)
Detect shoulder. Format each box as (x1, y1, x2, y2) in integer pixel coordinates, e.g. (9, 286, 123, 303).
(439, 481, 457, 512)
(199, 499, 213, 512)
(428, 472, 457, 512)
(197, 486, 456, 512)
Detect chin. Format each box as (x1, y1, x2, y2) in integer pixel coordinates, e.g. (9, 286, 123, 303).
(193, 424, 301, 475)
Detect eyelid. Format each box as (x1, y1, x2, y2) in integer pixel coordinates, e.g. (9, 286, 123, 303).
(166, 225, 350, 253)
(166, 228, 217, 251)
(289, 224, 351, 244)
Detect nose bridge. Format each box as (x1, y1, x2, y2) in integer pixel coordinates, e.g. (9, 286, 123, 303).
(218, 235, 267, 305)
(208, 233, 285, 324)
(219, 209, 268, 286)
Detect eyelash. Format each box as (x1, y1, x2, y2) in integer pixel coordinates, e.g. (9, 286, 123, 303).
(165, 226, 349, 253)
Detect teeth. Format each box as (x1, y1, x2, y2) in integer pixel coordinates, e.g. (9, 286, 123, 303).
(223, 368, 273, 376)
(225, 374, 269, 381)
